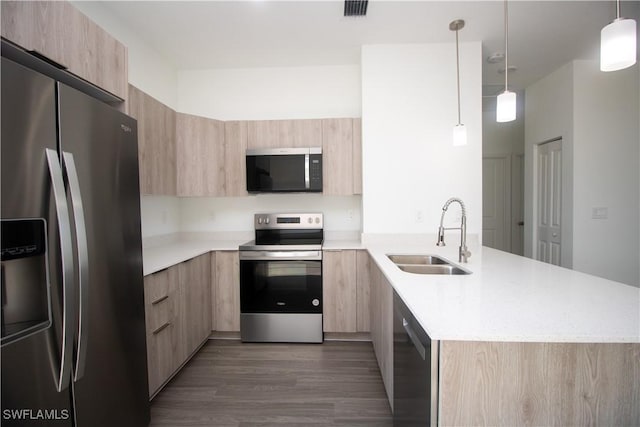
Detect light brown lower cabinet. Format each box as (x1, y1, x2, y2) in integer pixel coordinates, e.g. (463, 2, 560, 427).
(213, 251, 240, 332)
(368, 253, 394, 408)
(323, 250, 357, 333)
(143, 266, 182, 396)
(143, 254, 212, 397)
(355, 250, 371, 332)
(179, 254, 211, 358)
(438, 341, 640, 426)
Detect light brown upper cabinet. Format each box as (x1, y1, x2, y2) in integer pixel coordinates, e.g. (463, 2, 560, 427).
(224, 121, 248, 197)
(247, 119, 322, 149)
(176, 113, 225, 197)
(128, 85, 176, 196)
(322, 118, 355, 196)
(1, 1, 128, 100)
(353, 118, 363, 195)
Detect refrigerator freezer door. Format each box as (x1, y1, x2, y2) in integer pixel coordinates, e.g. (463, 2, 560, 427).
(1, 58, 74, 426)
(57, 83, 150, 427)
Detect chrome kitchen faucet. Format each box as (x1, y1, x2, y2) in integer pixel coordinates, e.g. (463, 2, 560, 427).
(436, 197, 471, 263)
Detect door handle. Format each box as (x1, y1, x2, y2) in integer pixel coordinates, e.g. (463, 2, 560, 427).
(304, 154, 310, 189)
(402, 318, 426, 361)
(45, 149, 75, 392)
(62, 152, 89, 382)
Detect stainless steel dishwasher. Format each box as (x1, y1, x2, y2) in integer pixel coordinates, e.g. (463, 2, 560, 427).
(393, 290, 438, 426)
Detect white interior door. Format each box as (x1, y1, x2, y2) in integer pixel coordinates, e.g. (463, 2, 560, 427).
(511, 154, 524, 256)
(536, 139, 562, 265)
(482, 156, 511, 251)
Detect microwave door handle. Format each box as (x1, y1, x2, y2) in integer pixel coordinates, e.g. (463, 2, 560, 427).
(62, 152, 89, 382)
(305, 153, 310, 189)
(45, 149, 75, 392)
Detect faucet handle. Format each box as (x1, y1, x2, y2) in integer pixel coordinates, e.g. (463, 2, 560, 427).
(460, 246, 472, 262)
(436, 226, 446, 246)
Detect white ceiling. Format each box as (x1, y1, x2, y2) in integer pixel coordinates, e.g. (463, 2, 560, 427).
(102, 0, 640, 91)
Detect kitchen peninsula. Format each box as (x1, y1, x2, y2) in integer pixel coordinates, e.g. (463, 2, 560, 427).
(144, 233, 640, 426)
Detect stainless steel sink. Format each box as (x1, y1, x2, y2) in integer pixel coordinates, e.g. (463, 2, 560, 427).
(387, 254, 471, 275)
(398, 264, 469, 275)
(387, 254, 449, 265)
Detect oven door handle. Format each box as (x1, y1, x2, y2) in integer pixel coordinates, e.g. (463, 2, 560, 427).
(239, 250, 322, 261)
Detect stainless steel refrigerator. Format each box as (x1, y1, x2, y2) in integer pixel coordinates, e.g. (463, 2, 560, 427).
(1, 52, 150, 425)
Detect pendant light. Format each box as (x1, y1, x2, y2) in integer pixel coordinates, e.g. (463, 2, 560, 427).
(600, 0, 637, 72)
(496, 0, 516, 123)
(450, 19, 467, 146)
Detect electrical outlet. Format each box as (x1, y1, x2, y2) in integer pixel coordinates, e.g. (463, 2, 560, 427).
(347, 210, 354, 221)
(416, 210, 424, 223)
(161, 210, 167, 224)
(208, 210, 216, 222)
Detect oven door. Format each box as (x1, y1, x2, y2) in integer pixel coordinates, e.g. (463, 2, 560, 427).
(240, 250, 322, 314)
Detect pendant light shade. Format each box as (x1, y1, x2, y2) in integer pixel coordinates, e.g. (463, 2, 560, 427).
(450, 19, 467, 146)
(453, 124, 467, 146)
(496, 0, 516, 123)
(496, 90, 517, 122)
(600, 17, 637, 72)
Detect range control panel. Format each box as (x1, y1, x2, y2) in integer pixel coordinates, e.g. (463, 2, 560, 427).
(254, 213, 323, 230)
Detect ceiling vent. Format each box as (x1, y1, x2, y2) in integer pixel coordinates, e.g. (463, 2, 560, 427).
(344, 0, 368, 17)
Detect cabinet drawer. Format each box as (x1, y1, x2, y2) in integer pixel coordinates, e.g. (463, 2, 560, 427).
(146, 320, 180, 395)
(146, 295, 177, 334)
(143, 268, 179, 335)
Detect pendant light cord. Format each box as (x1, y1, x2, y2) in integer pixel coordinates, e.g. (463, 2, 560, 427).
(504, 0, 509, 92)
(616, 0, 620, 19)
(455, 28, 461, 125)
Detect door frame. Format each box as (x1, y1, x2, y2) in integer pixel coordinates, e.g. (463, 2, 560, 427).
(531, 137, 568, 265)
(482, 153, 512, 252)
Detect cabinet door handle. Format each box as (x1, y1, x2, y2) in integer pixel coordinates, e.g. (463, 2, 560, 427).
(153, 322, 171, 335)
(151, 295, 169, 305)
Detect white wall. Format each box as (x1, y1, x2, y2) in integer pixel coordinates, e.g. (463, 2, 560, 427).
(524, 62, 574, 267)
(179, 195, 361, 234)
(71, 1, 178, 108)
(572, 60, 639, 286)
(140, 196, 181, 238)
(361, 43, 482, 235)
(525, 60, 639, 286)
(177, 65, 361, 120)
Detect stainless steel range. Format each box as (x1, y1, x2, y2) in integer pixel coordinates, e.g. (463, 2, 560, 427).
(239, 213, 323, 343)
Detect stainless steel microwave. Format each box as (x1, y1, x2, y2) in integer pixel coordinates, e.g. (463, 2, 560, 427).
(246, 147, 322, 193)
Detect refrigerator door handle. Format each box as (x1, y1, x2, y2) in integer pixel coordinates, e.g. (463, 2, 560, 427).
(62, 151, 89, 382)
(45, 148, 75, 392)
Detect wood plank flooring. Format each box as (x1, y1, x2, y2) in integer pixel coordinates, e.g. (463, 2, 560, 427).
(150, 340, 393, 426)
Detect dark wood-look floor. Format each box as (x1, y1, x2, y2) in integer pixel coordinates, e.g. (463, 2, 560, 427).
(150, 339, 393, 426)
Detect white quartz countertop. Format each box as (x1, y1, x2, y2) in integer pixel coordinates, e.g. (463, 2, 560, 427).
(143, 233, 640, 343)
(143, 234, 363, 275)
(143, 233, 249, 275)
(366, 237, 640, 343)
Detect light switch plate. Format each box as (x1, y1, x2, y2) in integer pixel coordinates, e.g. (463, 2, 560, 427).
(592, 207, 608, 220)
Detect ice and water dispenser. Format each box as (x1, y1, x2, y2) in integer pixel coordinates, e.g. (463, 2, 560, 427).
(1, 219, 51, 346)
